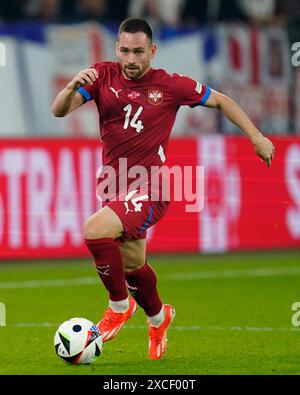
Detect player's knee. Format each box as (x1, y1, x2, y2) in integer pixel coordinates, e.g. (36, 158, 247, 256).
(83, 215, 119, 240)
(124, 259, 145, 273)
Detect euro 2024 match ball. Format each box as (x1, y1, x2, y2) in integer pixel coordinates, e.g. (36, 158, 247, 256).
(54, 317, 103, 365)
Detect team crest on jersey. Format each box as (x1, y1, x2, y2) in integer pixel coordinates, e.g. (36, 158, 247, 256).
(148, 90, 163, 105)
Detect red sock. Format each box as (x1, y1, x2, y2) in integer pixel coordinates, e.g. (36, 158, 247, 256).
(85, 238, 128, 301)
(125, 263, 163, 316)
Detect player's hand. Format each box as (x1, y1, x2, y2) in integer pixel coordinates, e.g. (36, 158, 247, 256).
(251, 133, 275, 167)
(67, 68, 98, 90)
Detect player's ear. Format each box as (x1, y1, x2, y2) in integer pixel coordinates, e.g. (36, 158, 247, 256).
(150, 43, 157, 59)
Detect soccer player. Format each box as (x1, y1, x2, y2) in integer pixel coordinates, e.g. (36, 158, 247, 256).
(52, 17, 275, 360)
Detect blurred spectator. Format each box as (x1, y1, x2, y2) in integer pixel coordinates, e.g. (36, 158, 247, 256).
(128, 0, 184, 28)
(105, 0, 131, 23)
(0, 1, 28, 21)
(181, 0, 245, 27)
(237, 0, 276, 23)
(237, 0, 287, 25)
(283, 0, 300, 42)
(25, 0, 62, 23)
(285, 0, 300, 22)
(60, 0, 78, 21)
(75, 0, 107, 23)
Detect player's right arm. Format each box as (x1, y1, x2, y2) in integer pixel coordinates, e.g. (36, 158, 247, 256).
(52, 68, 98, 117)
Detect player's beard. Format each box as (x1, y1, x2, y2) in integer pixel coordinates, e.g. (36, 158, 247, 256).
(123, 65, 144, 80)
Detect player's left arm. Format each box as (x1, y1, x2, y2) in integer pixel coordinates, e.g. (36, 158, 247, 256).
(204, 89, 275, 167)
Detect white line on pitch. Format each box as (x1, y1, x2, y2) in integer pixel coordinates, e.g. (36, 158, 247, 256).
(9, 322, 300, 333)
(0, 277, 99, 289)
(162, 267, 300, 281)
(1, 267, 300, 289)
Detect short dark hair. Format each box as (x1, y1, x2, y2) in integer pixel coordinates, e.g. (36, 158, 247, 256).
(118, 17, 153, 43)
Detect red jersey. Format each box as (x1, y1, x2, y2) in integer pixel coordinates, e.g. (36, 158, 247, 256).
(78, 61, 211, 200)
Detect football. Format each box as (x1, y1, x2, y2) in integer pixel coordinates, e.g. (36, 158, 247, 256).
(54, 317, 103, 365)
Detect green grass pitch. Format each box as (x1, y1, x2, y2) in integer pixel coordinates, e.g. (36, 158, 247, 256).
(0, 250, 299, 375)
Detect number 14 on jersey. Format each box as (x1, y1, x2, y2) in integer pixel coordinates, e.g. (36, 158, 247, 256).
(123, 104, 144, 133)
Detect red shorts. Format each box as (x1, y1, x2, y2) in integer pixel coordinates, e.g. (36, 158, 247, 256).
(103, 193, 170, 241)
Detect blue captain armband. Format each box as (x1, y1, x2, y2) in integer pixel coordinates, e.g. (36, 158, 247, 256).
(77, 87, 92, 102)
(199, 85, 212, 105)
(189, 85, 212, 108)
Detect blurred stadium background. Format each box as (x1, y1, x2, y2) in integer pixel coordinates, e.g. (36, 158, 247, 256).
(0, 0, 300, 375)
